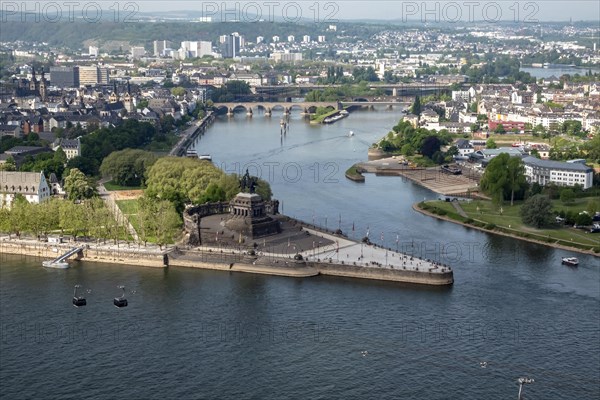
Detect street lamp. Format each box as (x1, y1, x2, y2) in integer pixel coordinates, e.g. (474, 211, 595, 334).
(517, 377, 534, 399)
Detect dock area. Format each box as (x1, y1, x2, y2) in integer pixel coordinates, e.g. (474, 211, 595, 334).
(358, 157, 481, 196)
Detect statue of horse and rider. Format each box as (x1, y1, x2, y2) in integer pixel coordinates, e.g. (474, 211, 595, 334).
(240, 169, 258, 194)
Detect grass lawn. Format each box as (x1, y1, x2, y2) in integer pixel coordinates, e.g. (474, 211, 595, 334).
(115, 200, 162, 244)
(116, 199, 139, 215)
(104, 181, 144, 191)
(425, 199, 600, 250)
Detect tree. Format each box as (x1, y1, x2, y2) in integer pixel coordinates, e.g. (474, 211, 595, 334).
(521, 194, 553, 228)
(574, 213, 592, 226)
(494, 124, 506, 134)
(170, 87, 186, 98)
(64, 168, 95, 201)
(560, 188, 576, 204)
(420, 136, 441, 159)
(154, 200, 182, 249)
(446, 145, 459, 158)
(99, 149, 157, 187)
(411, 95, 422, 116)
(486, 138, 497, 149)
(506, 157, 526, 206)
(0, 156, 16, 171)
(401, 144, 414, 156)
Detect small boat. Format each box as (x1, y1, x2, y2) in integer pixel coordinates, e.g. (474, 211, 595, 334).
(348, 130, 354, 137)
(42, 260, 70, 269)
(561, 257, 579, 267)
(198, 154, 212, 161)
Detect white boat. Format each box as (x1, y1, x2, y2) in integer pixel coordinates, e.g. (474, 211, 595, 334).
(561, 257, 579, 267)
(42, 260, 70, 269)
(348, 130, 354, 137)
(198, 154, 212, 161)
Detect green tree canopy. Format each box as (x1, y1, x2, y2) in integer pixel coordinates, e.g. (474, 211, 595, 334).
(480, 153, 528, 206)
(486, 138, 497, 149)
(560, 188, 576, 204)
(64, 168, 96, 201)
(99, 149, 158, 187)
(520, 194, 553, 228)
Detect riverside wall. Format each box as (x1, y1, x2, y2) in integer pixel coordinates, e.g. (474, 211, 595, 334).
(0, 240, 167, 268)
(1, 240, 454, 285)
(311, 261, 454, 285)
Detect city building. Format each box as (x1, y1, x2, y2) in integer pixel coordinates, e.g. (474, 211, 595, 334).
(522, 156, 594, 189)
(153, 40, 172, 56)
(287, 35, 295, 42)
(52, 137, 81, 160)
(221, 33, 242, 58)
(256, 36, 264, 44)
(49, 66, 79, 88)
(270, 52, 303, 63)
(302, 35, 311, 43)
(78, 66, 99, 86)
(88, 46, 99, 57)
(0, 171, 51, 207)
(318, 35, 326, 43)
(131, 46, 146, 60)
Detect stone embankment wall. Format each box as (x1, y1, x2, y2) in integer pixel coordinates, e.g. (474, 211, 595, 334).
(311, 261, 454, 285)
(0, 240, 167, 268)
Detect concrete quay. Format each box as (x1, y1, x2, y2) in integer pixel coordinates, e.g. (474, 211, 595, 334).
(357, 157, 481, 197)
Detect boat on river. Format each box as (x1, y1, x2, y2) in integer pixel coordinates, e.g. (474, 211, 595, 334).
(561, 257, 579, 267)
(42, 260, 70, 269)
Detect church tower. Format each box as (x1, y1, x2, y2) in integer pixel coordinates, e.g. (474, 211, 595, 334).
(39, 67, 48, 101)
(109, 81, 118, 103)
(29, 67, 38, 92)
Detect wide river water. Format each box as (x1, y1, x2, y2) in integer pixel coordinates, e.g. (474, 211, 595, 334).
(1, 108, 599, 399)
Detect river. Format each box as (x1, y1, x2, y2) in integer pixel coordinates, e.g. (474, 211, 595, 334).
(1, 108, 598, 399)
(521, 66, 600, 79)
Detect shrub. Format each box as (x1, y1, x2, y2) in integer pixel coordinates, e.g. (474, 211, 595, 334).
(465, 218, 474, 224)
(485, 223, 496, 230)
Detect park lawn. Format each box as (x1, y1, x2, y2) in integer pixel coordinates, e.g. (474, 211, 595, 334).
(426, 199, 599, 249)
(116, 199, 139, 215)
(552, 197, 595, 214)
(104, 181, 144, 191)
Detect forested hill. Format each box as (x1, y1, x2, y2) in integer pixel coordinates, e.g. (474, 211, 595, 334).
(0, 20, 384, 50)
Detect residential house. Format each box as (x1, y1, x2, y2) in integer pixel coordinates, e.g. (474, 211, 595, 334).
(0, 171, 51, 207)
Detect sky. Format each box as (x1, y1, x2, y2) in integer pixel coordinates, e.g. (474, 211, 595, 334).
(130, 1, 599, 22)
(8, 1, 600, 23)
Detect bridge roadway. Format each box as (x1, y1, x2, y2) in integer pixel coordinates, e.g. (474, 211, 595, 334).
(255, 83, 452, 96)
(214, 101, 410, 116)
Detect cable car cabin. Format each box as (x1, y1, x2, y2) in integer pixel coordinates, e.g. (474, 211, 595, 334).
(72, 285, 86, 307)
(73, 297, 86, 307)
(114, 297, 128, 307)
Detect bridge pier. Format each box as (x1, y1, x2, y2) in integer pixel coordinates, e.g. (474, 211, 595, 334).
(265, 107, 271, 117)
(392, 88, 398, 97)
(75, 249, 84, 260)
(227, 107, 234, 117)
(300, 107, 310, 116)
(246, 107, 253, 117)
(284, 107, 290, 115)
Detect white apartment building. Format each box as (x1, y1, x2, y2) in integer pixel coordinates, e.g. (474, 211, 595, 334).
(522, 156, 594, 189)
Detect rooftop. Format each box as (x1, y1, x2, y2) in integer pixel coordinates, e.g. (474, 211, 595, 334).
(522, 156, 593, 172)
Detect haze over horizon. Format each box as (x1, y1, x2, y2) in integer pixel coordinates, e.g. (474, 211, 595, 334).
(130, 1, 598, 22)
(9, 1, 600, 23)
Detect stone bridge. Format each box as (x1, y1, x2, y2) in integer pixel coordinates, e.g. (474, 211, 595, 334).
(213, 102, 340, 116)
